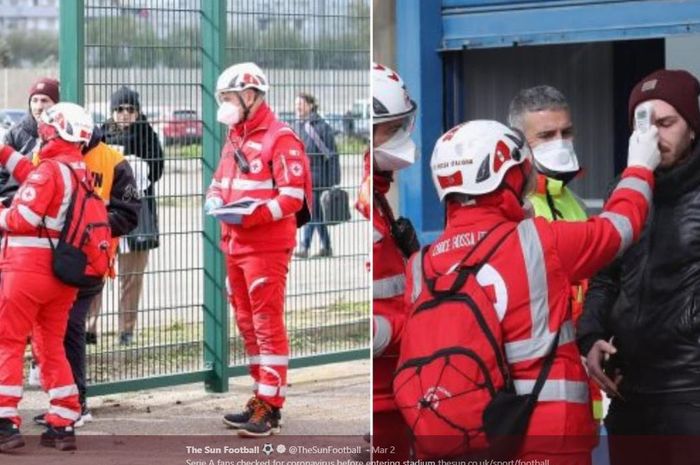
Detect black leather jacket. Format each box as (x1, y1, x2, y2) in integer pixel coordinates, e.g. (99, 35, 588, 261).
(578, 143, 700, 402)
(1, 112, 39, 202)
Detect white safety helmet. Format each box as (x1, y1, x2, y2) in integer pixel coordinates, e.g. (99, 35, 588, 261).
(39, 102, 94, 144)
(431, 120, 532, 201)
(372, 63, 418, 171)
(216, 62, 269, 101)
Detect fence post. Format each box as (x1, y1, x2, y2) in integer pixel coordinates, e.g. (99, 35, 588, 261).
(201, 0, 229, 393)
(59, 0, 84, 104)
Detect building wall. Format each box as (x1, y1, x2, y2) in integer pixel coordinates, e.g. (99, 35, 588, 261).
(458, 42, 615, 202)
(0, 0, 58, 33)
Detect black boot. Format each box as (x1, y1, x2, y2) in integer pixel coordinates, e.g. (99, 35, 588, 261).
(0, 419, 24, 452)
(41, 424, 77, 451)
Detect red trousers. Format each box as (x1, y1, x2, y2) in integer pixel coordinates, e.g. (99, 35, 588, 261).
(0, 270, 80, 427)
(226, 251, 291, 408)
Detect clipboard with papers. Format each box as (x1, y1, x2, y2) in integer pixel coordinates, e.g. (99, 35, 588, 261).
(207, 197, 263, 224)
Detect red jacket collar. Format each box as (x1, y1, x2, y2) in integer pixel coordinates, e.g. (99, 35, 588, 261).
(231, 101, 275, 139)
(445, 190, 525, 231)
(38, 138, 82, 161)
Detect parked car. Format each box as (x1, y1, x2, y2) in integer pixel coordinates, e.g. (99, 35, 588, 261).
(160, 109, 202, 146)
(0, 108, 25, 129)
(348, 99, 370, 141)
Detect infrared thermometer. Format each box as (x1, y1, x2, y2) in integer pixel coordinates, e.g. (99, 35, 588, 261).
(635, 102, 654, 132)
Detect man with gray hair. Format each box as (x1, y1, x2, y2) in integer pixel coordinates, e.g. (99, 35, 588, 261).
(508, 85, 604, 425)
(508, 85, 586, 221)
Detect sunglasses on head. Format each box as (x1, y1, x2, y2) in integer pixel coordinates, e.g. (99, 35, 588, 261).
(115, 105, 136, 114)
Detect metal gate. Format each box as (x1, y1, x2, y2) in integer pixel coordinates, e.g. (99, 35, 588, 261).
(58, 0, 369, 395)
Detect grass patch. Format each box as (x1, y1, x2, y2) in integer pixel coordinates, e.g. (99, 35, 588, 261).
(168, 144, 202, 159)
(337, 135, 367, 156)
(84, 300, 369, 384)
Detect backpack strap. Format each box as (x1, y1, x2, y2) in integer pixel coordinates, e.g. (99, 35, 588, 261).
(527, 327, 561, 405)
(421, 222, 517, 297)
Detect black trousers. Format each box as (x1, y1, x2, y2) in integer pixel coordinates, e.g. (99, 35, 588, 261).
(64, 293, 98, 407)
(606, 398, 700, 465)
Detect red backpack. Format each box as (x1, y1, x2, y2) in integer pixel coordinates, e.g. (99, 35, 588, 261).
(42, 161, 112, 288)
(393, 224, 516, 459)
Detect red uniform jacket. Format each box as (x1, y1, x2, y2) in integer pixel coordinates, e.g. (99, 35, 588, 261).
(206, 103, 311, 256)
(405, 166, 654, 454)
(372, 170, 409, 412)
(0, 139, 87, 274)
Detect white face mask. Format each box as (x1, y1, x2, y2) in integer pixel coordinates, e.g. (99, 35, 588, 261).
(217, 101, 241, 126)
(374, 128, 418, 171)
(531, 138, 580, 174)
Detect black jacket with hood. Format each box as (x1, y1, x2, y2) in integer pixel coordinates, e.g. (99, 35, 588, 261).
(577, 141, 700, 402)
(1, 113, 40, 203)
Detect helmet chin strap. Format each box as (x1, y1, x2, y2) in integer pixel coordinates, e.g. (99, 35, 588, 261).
(235, 91, 259, 123)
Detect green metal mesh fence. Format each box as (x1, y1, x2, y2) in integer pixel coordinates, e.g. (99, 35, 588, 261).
(73, 0, 369, 395)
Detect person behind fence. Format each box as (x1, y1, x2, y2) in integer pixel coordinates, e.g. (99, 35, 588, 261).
(86, 86, 164, 346)
(577, 69, 700, 465)
(205, 62, 311, 437)
(508, 85, 604, 425)
(292, 92, 339, 259)
(370, 63, 421, 462)
(394, 119, 659, 463)
(1, 77, 60, 200)
(0, 103, 98, 453)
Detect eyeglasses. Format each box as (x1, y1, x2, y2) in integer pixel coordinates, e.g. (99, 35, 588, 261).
(115, 105, 136, 114)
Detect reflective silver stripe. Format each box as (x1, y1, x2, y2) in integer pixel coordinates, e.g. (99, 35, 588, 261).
(505, 320, 575, 363)
(513, 379, 589, 404)
(257, 383, 287, 397)
(373, 315, 392, 356)
(373, 227, 383, 243)
(615, 177, 652, 204)
(0, 385, 22, 397)
(411, 254, 422, 303)
(42, 162, 74, 231)
(249, 277, 268, 294)
(6, 236, 52, 248)
(209, 179, 223, 189)
(373, 274, 405, 299)
(517, 219, 550, 340)
(5, 151, 24, 175)
(267, 199, 283, 220)
(248, 355, 261, 365)
(279, 187, 304, 199)
(600, 211, 633, 256)
(232, 179, 274, 190)
(48, 384, 79, 400)
(0, 407, 19, 418)
(48, 405, 81, 421)
(69, 161, 86, 170)
(17, 204, 42, 226)
(507, 220, 578, 364)
(259, 354, 289, 366)
(0, 209, 8, 230)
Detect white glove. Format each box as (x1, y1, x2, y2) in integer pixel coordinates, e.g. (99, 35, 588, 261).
(627, 126, 661, 171)
(204, 197, 223, 214)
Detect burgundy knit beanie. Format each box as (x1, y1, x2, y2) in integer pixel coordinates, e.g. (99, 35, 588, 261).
(628, 69, 700, 133)
(28, 77, 60, 104)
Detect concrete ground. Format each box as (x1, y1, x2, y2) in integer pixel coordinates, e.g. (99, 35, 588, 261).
(3, 360, 370, 464)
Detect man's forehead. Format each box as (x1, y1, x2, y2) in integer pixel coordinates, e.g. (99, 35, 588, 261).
(524, 108, 572, 131)
(649, 99, 680, 119)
